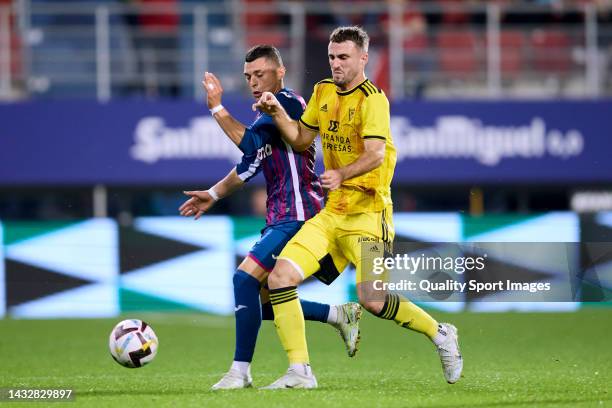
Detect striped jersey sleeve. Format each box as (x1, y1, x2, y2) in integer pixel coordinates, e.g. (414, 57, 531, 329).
(235, 115, 274, 182)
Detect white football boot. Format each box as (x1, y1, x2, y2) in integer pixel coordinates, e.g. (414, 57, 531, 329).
(332, 302, 362, 357)
(260, 365, 317, 389)
(435, 323, 463, 384)
(211, 368, 253, 390)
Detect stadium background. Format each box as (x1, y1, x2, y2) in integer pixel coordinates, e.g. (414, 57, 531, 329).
(0, 1, 611, 406)
(1, 0, 611, 317)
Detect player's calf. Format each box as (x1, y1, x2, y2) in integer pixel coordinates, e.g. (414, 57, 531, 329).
(356, 280, 385, 315)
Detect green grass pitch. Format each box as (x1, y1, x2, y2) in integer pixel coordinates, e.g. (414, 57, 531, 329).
(1, 309, 611, 407)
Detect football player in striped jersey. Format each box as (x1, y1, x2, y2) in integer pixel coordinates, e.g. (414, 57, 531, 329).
(179, 45, 361, 390)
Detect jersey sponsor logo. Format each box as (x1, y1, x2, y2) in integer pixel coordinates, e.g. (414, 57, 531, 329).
(321, 132, 353, 153)
(327, 120, 339, 132)
(320, 104, 328, 112)
(256, 144, 273, 161)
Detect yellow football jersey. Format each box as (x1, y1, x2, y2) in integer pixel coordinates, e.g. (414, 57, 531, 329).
(299, 78, 396, 214)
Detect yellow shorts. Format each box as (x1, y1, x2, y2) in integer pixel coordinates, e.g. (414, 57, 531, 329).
(278, 205, 394, 283)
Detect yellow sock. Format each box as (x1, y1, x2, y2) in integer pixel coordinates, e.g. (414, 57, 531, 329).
(377, 293, 439, 339)
(269, 286, 309, 364)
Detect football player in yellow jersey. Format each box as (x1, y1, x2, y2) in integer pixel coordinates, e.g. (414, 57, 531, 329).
(254, 26, 463, 389)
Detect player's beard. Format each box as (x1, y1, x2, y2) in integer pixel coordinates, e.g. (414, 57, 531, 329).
(333, 69, 356, 89)
(332, 73, 349, 88)
(333, 77, 347, 87)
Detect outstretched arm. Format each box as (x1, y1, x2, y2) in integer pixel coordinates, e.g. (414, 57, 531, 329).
(253, 91, 317, 152)
(179, 168, 245, 220)
(320, 139, 385, 190)
(203, 72, 247, 146)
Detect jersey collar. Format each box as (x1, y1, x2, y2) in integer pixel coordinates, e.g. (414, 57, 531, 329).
(336, 78, 369, 96)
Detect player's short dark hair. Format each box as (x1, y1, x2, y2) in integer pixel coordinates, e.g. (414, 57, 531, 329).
(329, 26, 369, 52)
(245, 45, 284, 66)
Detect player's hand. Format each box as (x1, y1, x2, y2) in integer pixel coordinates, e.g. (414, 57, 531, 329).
(253, 91, 281, 115)
(178, 190, 215, 220)
(320, 169, 345, 191)
(202, 72, 223, 109)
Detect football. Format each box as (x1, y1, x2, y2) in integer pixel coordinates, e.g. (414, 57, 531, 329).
(109, 319, 158, 368)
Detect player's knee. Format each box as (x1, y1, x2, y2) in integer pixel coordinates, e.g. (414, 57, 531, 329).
(232, 270, 259, 293)
(232, 271, 248, 289)
(237, 257, 268, 282)
(268, 259, 303, 289)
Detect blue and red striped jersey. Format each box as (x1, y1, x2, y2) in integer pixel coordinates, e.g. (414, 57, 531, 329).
(235, 88, 324, 226)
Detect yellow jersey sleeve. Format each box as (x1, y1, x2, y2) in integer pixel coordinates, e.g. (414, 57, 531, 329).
(299, 84, 320, 131)
(360, 92, 390, 141)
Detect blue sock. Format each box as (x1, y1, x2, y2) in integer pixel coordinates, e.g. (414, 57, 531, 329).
(232, 270, 262, 362)
(301, 299, 330, 323)
(261, 299, 330, 323)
